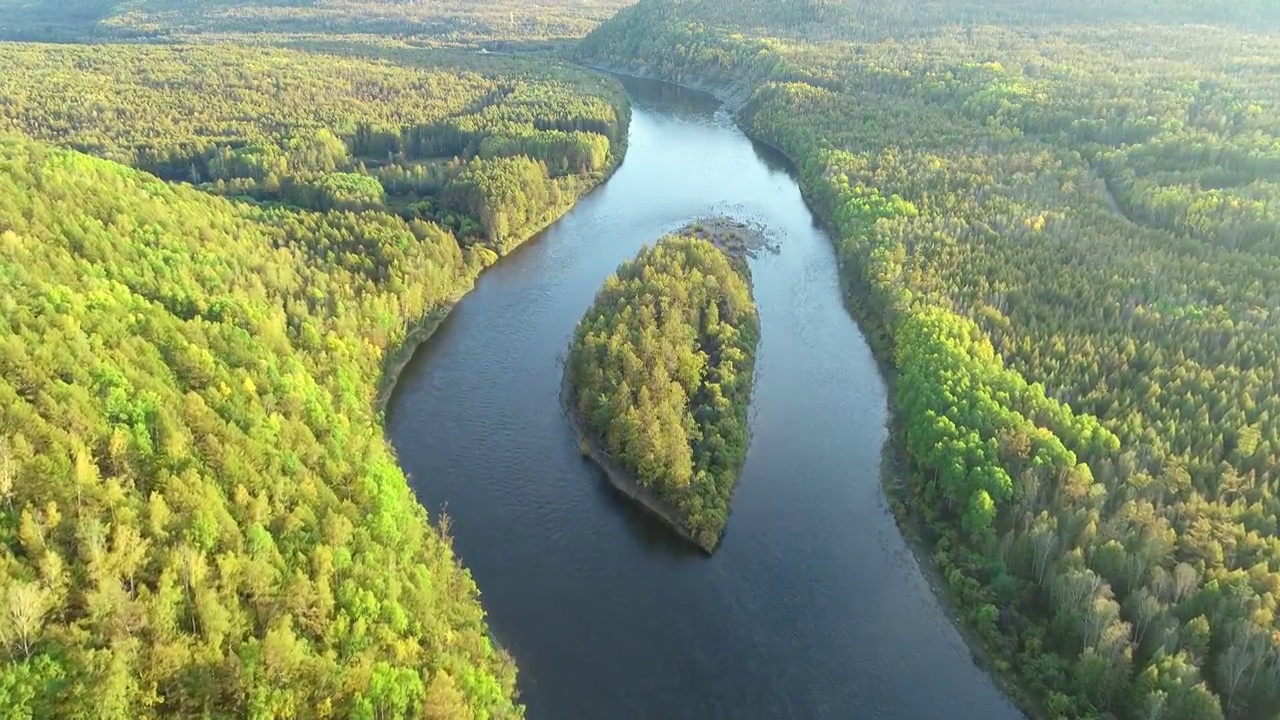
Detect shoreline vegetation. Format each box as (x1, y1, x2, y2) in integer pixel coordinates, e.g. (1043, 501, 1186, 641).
(562, 370, 711, 551)
(375, 130, 630, 416)
(565, 220, 762, 552)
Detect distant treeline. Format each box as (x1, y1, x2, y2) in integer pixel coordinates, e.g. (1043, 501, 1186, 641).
(0, 0, 636, 43)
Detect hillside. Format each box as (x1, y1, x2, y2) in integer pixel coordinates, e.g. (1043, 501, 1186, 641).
(0, 134, 522, 718)
(0, 41, 630, 718)
(580, 2, 1280, 719)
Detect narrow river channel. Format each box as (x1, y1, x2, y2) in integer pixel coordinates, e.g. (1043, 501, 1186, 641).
(387, 76, 1026, 720)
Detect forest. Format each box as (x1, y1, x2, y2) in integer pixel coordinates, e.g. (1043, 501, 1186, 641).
(567, 233, 758, 550)
(0, 43, 627, 254)
(6, 0, 1280, 716)
(0, 0, 635, 45)
(580, 2, 1280, 719)
(0, 39, 629, 718)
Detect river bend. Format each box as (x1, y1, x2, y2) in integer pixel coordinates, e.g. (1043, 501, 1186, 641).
(387, 76, 1025, 720)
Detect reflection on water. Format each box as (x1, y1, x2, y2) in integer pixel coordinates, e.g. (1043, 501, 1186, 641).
(386, 75, 1025, 720)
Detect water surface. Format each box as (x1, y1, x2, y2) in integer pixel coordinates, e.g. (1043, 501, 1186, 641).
(387, 76, 1025, 720)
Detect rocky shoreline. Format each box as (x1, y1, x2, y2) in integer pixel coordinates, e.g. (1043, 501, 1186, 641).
(676, 215, 776, 262)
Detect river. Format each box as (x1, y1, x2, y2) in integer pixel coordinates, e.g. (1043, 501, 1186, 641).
(386, 75, 1026, 720)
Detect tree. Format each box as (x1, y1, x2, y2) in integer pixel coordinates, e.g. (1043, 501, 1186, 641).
(353, 663, 424, 720)
(0, 439, 12, 513)
(423, 671, 468, 720)
(2, 581, 50, 659)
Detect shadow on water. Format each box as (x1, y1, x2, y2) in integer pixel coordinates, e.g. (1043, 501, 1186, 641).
(741, 131, 832, 238)
(627, 78, 721, 119)
(387, 72, 1026, 720)
(746, 137, 796, 176)
(579, 454, 706, 561)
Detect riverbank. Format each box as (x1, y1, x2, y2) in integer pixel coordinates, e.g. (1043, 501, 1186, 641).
(586, 63, 1039, 720)
(739, 121, 1049, 720)
(561, 371, 717, 553)
(369, 101, 631, 698)
(587, 62, 756, 112)
(374, 117, 631, 417)
(375, 300, 460, 414)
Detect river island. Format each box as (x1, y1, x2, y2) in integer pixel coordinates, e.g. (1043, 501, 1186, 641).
(565, 217, 765, 551)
